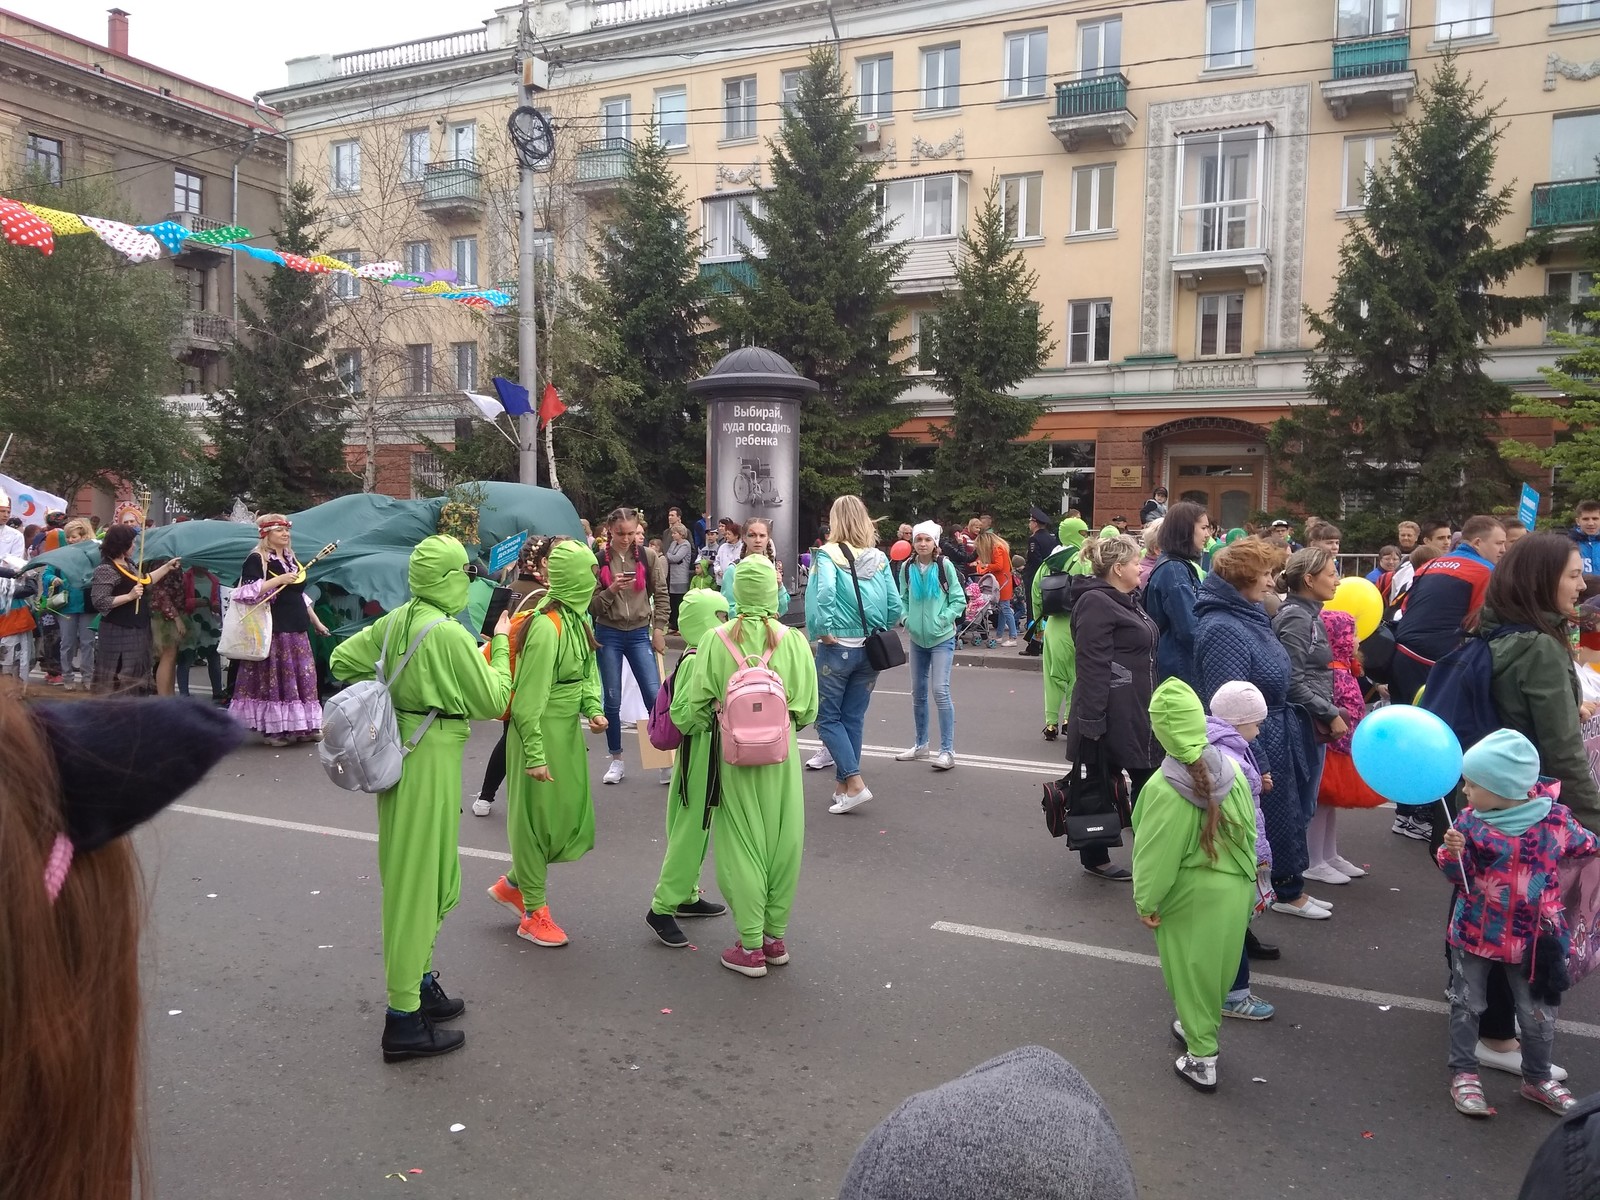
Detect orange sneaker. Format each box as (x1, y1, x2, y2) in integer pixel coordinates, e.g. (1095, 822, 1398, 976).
(487, 875, 524, 916)
(518, 905, 568, 947)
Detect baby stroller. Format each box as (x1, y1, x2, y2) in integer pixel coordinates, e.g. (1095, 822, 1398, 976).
(957, 573, 1000, 647)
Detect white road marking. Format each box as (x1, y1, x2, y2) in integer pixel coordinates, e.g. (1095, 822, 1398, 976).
(797, 739, 1059, 776)
(168, 804, 512, 862)
(931, 921, 1600, 1040)
(875, 690, 913, 696)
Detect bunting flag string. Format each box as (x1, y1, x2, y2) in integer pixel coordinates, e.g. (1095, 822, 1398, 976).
(0, 192, 512, 308)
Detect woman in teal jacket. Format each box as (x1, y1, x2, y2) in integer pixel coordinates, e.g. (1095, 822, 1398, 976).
(895, 521, 967, 770)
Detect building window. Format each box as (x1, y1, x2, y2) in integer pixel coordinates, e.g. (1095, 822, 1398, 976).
(406, 344, 434, 394)
(1078, 17, 1122, 78)
(1435, 0, 1491, 39)
(402, 129, 429, 183)
(452, 342, 479, 390)
(921, 45, 960, 110)
(1071, 164, 1116, 234)
(331, 249, 360, 300)
(780, 69, 804, 114)
(24, 133, 63, 184)
(877, 174, 968, 242)
(1557, 1, 1600, 21)
(1175, 127, 1266, 255)
(1198, 293, 1245, 356)
(703, 196, 762, 260)
(448, 122, 476, 163)
(1336, 0, 1405, 38)
(331, 140, 361, 191)
(1000, 173, 1043, 240)
(858, 56, 894, 119)
(175, 265, 207, 310)
(411, 452, 446, 499)
(600, 97, 631, 142)
(1341, 134, 1394, 208)
(403, 240, 431, 275)
(1552, 112, 1600, 182)
(722, 76, 757, 140)
(1204, 0, 1255, 70)
(333, 349, 363, 394)
(1549, 270, 1598, 337)
(654, 88, 687, 148)
(909, 311, 930, 370)
(1003, 30, 1048, 99)
(1068, 300, 1112, 364)
(173, 170, 203, 215)
(452, 236, 478, 286)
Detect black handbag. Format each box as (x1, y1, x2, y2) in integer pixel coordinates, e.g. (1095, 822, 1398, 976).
(1058, 740, 1130, 851)
(838, 544, 906, 671)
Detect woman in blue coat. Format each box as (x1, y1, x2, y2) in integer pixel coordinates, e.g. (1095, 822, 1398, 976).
(1145, 502, 1210, 691)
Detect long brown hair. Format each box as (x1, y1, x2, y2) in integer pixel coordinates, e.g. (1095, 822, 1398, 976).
(731, 612, 784, 654)
(1484, 532, 1580, 651)
(1184, 755, 1227, 862)
(0, 697, 146, 1200)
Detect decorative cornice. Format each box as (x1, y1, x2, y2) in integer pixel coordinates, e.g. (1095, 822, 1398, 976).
(1546, 51, 1600, 91)
(264, 53, 515, 114)
(860, 138, 897, 168)
(714, 161, 762, 190)
(909, 130, 964, 167)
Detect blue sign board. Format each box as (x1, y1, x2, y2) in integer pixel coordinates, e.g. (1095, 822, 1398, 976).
(1518, 483, 1540, 530)
(487, 529, 529, 574)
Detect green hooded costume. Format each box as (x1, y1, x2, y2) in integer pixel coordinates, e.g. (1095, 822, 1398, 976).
(330, 535, 513, 1013)
(650, 589, 731, 916)
(505, 539, 604, 914)
(670, 557, 818, 951)
(1132, 678, 1259, 1060)
(1031, 516, 1091, 729)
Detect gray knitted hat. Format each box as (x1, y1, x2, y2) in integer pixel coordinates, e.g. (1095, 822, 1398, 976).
(837, 1046, 1137, 1200)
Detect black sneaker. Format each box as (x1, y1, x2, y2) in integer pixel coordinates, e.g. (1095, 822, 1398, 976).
(675, 895, 728, 918)
(1083, 864, 1133, 882)
(381, 1010, 465, 1064)
(419, 972, 465, 1022)
(1244, 929, 1280, 961)
(647, 910, 689, 947)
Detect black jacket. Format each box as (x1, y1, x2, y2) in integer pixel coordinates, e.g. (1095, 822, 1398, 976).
(1064, 576, 1161, 769)
(1024, 527, 1059, 582)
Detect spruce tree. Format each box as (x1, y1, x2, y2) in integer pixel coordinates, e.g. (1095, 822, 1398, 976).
(186, 180, 351, 515)
(719, 46, 911, 529)
(917, 180, 1054, 531)
(1269, 58, 1551, 523)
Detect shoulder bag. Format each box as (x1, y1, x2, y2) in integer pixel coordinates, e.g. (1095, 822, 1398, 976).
(837, 545, 906, 671)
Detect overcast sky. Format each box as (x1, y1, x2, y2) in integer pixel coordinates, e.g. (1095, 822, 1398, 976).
(14, 0, 467, 98)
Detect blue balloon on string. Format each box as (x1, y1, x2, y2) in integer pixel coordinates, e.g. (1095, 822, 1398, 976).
(1351, 705, 1463, 806)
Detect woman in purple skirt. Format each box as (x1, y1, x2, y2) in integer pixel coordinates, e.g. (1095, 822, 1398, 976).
(229, 514, 329, 746)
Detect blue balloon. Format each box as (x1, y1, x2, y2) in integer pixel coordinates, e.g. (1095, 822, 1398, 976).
(1350, 706, 1464, 806)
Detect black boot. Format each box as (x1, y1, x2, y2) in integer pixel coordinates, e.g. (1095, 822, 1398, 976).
(382, 1010, 465, 1063)
(1245, 928, 1279, 961)
(419, 972, 466, 1022)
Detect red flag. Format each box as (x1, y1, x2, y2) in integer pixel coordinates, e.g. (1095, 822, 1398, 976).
(539, 383, 567, 424)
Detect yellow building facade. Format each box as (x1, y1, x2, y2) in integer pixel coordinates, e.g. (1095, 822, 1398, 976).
(266, 0, 1600, 520)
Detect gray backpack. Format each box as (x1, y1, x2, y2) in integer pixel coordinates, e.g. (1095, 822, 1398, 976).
(319, 612, 447, 794)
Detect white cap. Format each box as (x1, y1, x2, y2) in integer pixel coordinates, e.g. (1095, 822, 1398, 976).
(1210, 681, 1268, 726)
(912, 520, 942, 542)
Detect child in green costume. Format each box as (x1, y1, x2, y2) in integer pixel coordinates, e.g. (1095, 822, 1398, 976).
(1132, 678, 1260, 1093)
(670, 556, 818, 978)
(489, 539, 606, 949)
(330, 535, 514, 1064)
(1031, 516, 1091, 741)
(645, 589, 733, 948)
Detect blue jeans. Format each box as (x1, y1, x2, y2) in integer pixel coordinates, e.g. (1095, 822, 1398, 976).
(910, 637, 955, 753)
(814, 642, 878, 783)
(595, 624, 661, 756)
(996, 601, 1018, 640)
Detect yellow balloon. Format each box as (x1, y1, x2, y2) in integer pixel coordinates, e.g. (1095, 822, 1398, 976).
(1327, 576, 1384, 642)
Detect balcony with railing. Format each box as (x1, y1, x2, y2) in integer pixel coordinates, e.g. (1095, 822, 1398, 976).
(890, 240, 964, 296)
(573, 139, 635, 193)
(1175, 360, 1258, 391)
(592, 0, 736, 27)
(1532, 178, 1600, 230)
(1047, 73, 1136, 151)
(1320, 33, 1416, 118)
(699, 259, 756, 295)
(175, 311, 233, 353)
(419, 159, 484, 219)
(333, 29, 489, 76)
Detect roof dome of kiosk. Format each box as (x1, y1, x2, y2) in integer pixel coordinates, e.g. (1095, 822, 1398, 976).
(688, 347, 820, 398)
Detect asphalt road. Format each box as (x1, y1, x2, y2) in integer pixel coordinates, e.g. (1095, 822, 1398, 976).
(137, 663, 1596, 1199)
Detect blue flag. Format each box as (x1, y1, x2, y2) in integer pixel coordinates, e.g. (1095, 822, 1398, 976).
(492, 376, 533, 416)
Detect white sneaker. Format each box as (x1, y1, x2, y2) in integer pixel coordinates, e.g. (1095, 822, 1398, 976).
(1303, 894, 1333, 910)
(1000, 639, 1017, 647)
(659, 767, 673, 785)
(828, 787, 873, 814)
(620, 720, 637, 731)
(894, 744, 929, 761)
(931, 751, 954, 771)
(1327, 855, 1368, 878)
(471, 793, 492, 817)
(1174, 1053, 1218, 1092)
(603, 758, 625, 785)
(1303, 862, 1352, 885)
(1270, 899, 1331, 919)
(805, 747, 835, 771)
(1475, 1040, 1569, 1082)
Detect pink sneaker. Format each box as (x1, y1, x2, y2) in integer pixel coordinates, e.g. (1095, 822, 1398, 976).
(720, 944, 768, 977)
(761, 936, 790, 965)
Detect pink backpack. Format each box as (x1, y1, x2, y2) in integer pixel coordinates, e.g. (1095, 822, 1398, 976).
(713, 623, 792, 766)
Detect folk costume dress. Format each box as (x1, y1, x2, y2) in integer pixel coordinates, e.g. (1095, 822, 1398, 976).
(230, 549, 322, 739)
(1031, 516, 1091, 731)
(331, 536, 512, 1014)
(1132, 679, 1259, 1062)
(650, 589, 731, 917)
(90, 559, 153, 694)
(671, 557, 818, 953)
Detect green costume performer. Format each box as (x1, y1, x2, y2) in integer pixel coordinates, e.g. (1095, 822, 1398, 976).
(502, 539, 604, 947)
(647, 590, 732, 947)
(1132, 679, 1258, 1088)
(1031, 516, 1091, 736)
(330, 535, 512, 1062)
(670, 557, 818, 977)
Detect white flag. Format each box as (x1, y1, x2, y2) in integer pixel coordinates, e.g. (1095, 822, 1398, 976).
(463, 391, 505, 422)
(0, 472, 68, 522)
